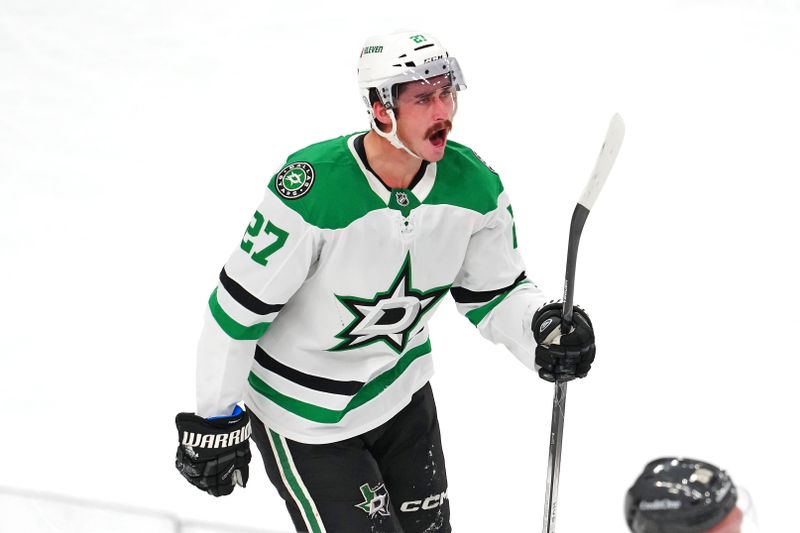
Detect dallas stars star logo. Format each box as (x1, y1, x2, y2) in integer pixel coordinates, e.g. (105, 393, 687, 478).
(354, 482, 391, 518)
(330, 254, 449, 354)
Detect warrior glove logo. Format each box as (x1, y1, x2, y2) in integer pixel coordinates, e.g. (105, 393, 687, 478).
(180, 422, 252, 449)
(355, 482, 391, 518)
(276, 162, 315, 199)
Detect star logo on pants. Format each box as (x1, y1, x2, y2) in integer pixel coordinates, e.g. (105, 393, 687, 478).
(355, 482, 391, 518)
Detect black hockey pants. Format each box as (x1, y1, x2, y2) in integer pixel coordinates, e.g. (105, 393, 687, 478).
(249, 382, 451, 533)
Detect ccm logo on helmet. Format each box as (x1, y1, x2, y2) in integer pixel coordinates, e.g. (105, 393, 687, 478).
(399, 491, 448, 513)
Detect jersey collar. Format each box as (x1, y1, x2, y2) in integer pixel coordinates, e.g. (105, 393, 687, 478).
(347, 133, 437, 206)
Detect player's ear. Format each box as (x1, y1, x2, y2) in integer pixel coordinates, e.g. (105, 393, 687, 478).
(372, 101, 392, 130)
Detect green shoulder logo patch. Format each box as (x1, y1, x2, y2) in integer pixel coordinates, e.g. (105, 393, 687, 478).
(276, 162, 315, 199)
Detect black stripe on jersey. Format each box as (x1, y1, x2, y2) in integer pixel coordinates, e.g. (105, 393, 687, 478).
(219, 268, 285, 315)
(450, 272, 527, 304)
(254, 346, 364, 396)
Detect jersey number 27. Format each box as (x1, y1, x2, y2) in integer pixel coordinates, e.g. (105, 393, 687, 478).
(240, 210, 289, 266)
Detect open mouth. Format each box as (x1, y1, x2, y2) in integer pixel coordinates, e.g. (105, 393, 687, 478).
(428, 127, 448, 148)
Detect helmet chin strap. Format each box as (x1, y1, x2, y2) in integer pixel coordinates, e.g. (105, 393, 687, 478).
(372, 108, 422, 160)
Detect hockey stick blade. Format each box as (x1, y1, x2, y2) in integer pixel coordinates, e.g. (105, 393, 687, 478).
(578, 112, 625, 211)
(562, 113, 626, 324)
(543, 113, 625, 533)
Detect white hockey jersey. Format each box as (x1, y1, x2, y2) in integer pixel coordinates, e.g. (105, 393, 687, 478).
(196, 132, 547, 444)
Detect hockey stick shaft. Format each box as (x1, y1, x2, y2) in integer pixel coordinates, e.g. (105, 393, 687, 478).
(542, 113, 625, 533)
(561, 205, 590, 327)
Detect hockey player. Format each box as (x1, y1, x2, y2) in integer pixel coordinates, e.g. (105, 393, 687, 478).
(175, 30, 597, 533)
(626, 457, 745, 533)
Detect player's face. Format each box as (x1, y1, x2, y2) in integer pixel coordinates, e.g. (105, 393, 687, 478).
(394, 75, 455, 162)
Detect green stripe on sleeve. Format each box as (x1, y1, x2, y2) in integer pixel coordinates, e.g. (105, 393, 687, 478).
(248, 339, 432, 423)
(208, 288, 271, 340)
(464, 280, 531, 326)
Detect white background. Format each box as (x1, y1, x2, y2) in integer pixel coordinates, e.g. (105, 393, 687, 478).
(1, 1, 798, 531)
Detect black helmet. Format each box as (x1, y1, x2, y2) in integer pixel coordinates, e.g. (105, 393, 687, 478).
(625, 457, 737, 533)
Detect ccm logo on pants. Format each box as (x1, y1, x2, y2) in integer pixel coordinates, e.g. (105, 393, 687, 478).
(400, 491, 448, 513)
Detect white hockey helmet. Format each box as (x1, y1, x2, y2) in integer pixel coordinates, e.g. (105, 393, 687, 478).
(357, 31, 466, 157)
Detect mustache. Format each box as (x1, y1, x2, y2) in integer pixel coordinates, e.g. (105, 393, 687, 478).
(425, 120, 452, 139)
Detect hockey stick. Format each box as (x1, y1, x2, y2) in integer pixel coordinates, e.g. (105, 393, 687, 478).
(542, 113, 625, 533)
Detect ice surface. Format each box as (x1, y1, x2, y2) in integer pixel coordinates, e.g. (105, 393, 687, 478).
(0, 489, 177, 533)
(0, 488, 287, 532)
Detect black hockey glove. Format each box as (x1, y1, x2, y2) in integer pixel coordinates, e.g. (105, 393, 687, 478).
(532, 301, 596, 383)
(175, 406, 252, 497)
